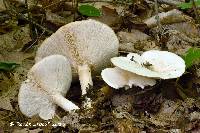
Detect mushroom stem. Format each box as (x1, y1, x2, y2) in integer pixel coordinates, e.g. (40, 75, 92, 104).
(78, 64, 93, 95)
(52, 93, 80, 111)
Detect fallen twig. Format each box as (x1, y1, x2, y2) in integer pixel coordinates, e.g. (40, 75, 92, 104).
(23, 30, 45, 52)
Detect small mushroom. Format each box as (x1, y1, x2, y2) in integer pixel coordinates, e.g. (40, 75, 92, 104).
(35, 19, 119, 95)
(101, 67, 156, 89)
(111, 50, 185, 79)
(18, 55, 79, 120)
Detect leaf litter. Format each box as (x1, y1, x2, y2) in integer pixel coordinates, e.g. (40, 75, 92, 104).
(0, 0, 200, 132)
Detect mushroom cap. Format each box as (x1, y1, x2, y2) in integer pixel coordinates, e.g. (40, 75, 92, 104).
(101, 67, 156, 89)
(111, 50, 185, 79)
(18, 55, 72, 120)
(35, 19, 119, 78)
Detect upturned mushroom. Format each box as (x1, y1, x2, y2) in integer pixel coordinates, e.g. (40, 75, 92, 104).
(101, 50, 185, 89)
(18, 55, 79, 120)
(35, 19, 119, 95)
(111, 50, 186, 79)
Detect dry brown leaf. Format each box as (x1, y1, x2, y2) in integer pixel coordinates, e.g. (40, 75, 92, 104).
(118, 30, 159, 52)
(0, 51, 34, 63)
(90, 5, 121, 27)
(13, 128, 42, 133)
(46, 10, 73, 26)
(0, 97, 13, 111)
(144, 9, 192, 28)
(0, 25, 31, 51)
(0, 0, 6, 12)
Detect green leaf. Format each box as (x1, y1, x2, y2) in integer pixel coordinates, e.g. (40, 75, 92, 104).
(78, 5, 101, 17)
(0, 62, 20, 71)
(178, 2, 192, 9)
(178, 0, 200, 10)
(183, 47, 200, 68)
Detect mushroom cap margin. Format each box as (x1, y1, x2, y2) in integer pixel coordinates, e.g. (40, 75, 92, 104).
(111, 50, 185, 79)
(18, 55, 72, 120)
(35, 19, 119, 79)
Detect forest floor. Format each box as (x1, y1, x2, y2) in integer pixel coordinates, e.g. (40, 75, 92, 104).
(0, 0, 200, 132)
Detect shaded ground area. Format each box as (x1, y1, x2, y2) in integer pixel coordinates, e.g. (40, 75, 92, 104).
(0, 0, 200, 132)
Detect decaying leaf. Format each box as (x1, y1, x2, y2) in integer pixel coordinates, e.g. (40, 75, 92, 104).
(46, 10, 73, 26)
(117, 30, 159, 52)
(0, 25, 31, 51)
(91, 5, 121, 27)
(114, 118, 140, 133)
(12, 128, 42, 133)
(0, 0, 200, 132)
(148, 98, 200, 129)
(0, 0, 6, 12)
(0, 97, 14, 111)
(144, 9, 192, 28)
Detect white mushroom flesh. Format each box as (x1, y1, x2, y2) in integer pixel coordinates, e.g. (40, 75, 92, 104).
(101, 67, 156, 89)
(111, 50, 185, 79)
(35, 19, 119, 76)
(18, 55, 79, 120)
(19, 80, 56, 120)
(35, 19, 119, 95)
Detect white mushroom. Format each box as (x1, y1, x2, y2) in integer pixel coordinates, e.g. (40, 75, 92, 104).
(18, 55, 79, 120)
(35, 19, 119, 95)
(111, 50, 185, 79)
(101, 67, 156, 89)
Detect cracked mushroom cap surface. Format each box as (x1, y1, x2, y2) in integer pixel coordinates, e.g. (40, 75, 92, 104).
(101, 67, 156, 89)
(18, 55, 72, 120)
(35, 19, 119, 78)
(111, 50, 185, 79)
